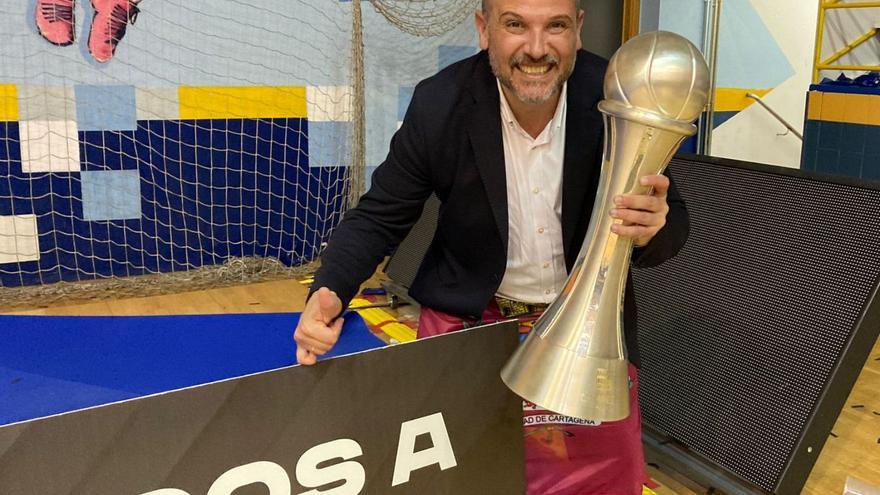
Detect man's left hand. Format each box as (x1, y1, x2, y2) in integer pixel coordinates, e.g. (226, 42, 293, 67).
(609, 174, 670, 247)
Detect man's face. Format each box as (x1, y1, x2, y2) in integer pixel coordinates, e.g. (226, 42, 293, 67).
(476, 0, 583, 105)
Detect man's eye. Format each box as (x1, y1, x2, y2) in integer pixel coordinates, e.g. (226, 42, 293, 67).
(548, 22, 568, 32)
(506, 21, 523, 29)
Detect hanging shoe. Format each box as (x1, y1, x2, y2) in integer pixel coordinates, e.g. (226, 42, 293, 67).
(35, 0, 76, 46)
(87, 0, 140, 63)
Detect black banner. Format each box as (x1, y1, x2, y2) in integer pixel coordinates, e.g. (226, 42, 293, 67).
(0, 321, 524, 495)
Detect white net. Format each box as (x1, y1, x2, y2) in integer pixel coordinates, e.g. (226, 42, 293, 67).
(370, 0, 478, 37)
(0, 0, 354, 306)
(0, 0, 478, 308)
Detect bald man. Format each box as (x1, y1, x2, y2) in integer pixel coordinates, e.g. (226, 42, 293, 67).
(295, 1, 689, 493)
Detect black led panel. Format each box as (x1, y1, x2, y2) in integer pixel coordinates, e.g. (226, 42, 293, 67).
(633, 155, 880, 494)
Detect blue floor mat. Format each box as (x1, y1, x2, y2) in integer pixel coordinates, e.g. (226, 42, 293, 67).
(0, 311, 383, 426)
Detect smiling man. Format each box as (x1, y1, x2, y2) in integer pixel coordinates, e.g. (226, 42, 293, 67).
(479, 0, 580, 136)
(294, 0, 690, 493)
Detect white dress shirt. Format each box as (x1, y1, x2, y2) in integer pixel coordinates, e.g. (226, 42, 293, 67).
(495, 79, 568, 304)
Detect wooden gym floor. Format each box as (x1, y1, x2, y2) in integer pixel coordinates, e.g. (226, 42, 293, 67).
(3, 276, 879, 494)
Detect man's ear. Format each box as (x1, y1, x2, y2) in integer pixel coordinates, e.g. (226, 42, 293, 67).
(475, 9, 490, 50)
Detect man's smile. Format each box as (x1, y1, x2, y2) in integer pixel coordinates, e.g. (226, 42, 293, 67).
(517, 63, 554, 76)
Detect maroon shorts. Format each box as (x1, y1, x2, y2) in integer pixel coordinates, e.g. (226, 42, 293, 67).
(419, 303, 646, 495)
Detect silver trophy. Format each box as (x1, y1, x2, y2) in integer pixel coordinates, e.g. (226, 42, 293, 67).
(500, 31, 710, 421)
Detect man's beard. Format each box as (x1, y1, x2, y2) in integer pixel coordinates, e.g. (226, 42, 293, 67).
(489, 50, 573, 104)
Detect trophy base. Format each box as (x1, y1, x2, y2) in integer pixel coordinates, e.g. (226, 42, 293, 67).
(500, 332, 630, 422)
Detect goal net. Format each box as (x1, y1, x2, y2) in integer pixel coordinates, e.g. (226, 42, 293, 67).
(0, 0, 477, 307)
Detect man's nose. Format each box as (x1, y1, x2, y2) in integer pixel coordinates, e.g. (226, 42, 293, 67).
(524, 28, 548, 60)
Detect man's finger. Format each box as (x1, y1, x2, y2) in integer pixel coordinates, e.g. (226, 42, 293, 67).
(639, 174, 670, 194)
(297, 346, 317, 365)
(301, 321, 340, 345)
(612, 223, 656, 243)
(611, 208, 660, 228)
(296, 333, 334, 354)
(614, 194, 665, 213)
(317, 288, 342, 323)
(612, 223, 653, 236)
(330, 316, 344, 337)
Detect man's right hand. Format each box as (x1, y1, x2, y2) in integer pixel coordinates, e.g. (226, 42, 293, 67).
(294, 287, 344, 365)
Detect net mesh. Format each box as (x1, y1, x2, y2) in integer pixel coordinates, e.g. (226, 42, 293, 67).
(0, 0, 476, 309)
(370, 0, 478, 37)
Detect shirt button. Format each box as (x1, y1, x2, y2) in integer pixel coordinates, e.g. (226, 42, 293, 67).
(543, 262, 550, 268)
(538, 228, 544, 234)
(532, 187, 540, 194)
(545, 289, 552, 295)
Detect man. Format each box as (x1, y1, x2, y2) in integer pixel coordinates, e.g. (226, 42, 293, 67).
(295, 0, 689, 493)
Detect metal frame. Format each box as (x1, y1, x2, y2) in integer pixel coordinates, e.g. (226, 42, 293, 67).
(777, 275, 880, 493)
(697, 0, 722, 155)
(813, 0, 880, 82)
(745, 93, 804, 140)
(622, 0, 641, 43)
(643, 424, 773, 495)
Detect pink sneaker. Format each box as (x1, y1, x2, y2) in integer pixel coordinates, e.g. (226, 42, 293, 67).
(35, 0, 76, 46)
(87, 0, 140, 63)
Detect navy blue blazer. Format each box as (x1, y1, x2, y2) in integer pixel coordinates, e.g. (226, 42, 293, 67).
(312, 50, 689, 366)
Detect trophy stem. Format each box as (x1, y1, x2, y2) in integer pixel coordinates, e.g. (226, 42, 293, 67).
(500, 30, 709, 422)
(500, 115, 691, 421)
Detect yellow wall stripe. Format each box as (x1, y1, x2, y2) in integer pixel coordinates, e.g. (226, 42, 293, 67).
(807, 91, 823, 121)
(714, 88, 771, 112)
(806, 90, 880, 126)
(178, 86, 307, 120)
(820, 92, 847, 122)
(0, 84, 19, 121)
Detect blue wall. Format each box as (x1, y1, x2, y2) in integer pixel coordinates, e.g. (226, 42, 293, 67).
(0, 119, 347, 287)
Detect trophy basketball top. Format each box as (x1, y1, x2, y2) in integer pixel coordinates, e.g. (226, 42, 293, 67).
(600, 31, 710, 135)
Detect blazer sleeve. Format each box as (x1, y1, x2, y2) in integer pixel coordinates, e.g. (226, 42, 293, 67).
(310, 83, 436, 309)
(631, 170, 690, 269)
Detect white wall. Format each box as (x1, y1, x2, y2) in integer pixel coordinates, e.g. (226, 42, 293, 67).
(642, 0, 821, 169)
(711, 0, 819, 169)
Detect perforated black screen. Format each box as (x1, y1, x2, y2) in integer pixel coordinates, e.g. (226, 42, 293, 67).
(633, 156, 880, 492)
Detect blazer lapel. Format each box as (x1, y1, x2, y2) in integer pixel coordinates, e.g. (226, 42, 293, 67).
(561, 72, 604, 264)
(466, 54, 508, 250)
